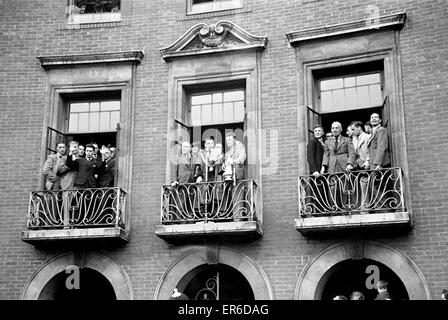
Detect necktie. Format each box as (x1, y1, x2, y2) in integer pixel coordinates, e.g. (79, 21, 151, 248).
(334, 137, 338, 151)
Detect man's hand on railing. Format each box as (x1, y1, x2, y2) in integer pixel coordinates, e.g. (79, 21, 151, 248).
(312, 171, 320, 177)
(196, 176, 203, 183)
(374, 165, 382, 170)
(346, 164, 354, 171)
(171, 181, 179, 187)
(363, 160, 370, 170)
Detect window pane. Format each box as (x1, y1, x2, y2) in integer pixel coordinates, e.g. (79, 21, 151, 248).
(344, 77, 356, 87)
(332, 89, 345, 107)
(357, 86, 370, 107)
(212, 93, 222, 103)
(90, 102, 100, 112)
(191, 105, 201, 125)
(321, 91, 333, 110)
(234, 101, 245, 122)
(191, 94, 211, 105)
(223, 90, 244, 102)
(321, 78, 343, 91)
(70, 102, 89, 113)
(78, 113, 89, 131)
(110, 111, 120, 130)
(223, 102, 234, 122)
(345, 87, 357, 107)
(357, 73, 380, 86)
(101, 100, 120, 111)
(369, 84, 383, 106)
(99, 112, 110, 131)
(89, 112, 100, 131)
(202, 104, 212, 124)
(69, 114, 78, 132)
(212, 103, 223, 123)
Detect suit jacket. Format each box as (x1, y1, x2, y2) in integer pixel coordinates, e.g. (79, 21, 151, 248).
(42, 153, 64, 191)
(307, 138, 325, 174)
(322, 136, 356, 174)
(368, 126, 391, 168)
(352, 132, 371, 168)
(172, 154, 203, 184)
(67, 155, 102, 188)
(98, 158, 116, 188)
(224, 141, 246, 180)
(57, 155, 77, 190)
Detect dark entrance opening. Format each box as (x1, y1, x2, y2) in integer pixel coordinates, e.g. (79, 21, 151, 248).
(38, 267, 116, 300)
(320, 258, 409, 300)
(180, 264, 254, 300)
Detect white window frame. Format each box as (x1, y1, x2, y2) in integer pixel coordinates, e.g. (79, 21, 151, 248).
(187, 0, 242, 15)
(66, 0, 122, 24)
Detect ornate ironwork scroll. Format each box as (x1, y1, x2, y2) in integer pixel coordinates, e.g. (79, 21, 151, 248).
(27, 187, 126, 229)
(195, 273, 219, 300)
(298, 167, 405, 216)
(161, 180, 257, 224)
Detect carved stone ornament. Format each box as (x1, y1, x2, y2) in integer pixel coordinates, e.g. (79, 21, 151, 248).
(160, 20, 267, 61)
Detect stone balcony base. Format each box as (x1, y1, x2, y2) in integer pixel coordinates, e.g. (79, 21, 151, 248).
(21, 227, 129, 245)
(295, 211, 411, 235)
(155, 220, 262, 240)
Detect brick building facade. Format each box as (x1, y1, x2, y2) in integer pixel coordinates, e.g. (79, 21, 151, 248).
(0, 0, 447, 300)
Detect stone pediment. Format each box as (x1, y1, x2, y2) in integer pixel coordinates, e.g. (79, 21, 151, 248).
(160, 20, 267, 60)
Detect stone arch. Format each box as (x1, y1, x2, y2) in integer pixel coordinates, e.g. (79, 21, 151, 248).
(20, 251, 133, 300)
(294, 240, 431, 300)
(154, 247, 273, 300)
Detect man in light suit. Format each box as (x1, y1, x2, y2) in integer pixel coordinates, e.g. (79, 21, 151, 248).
(368, 113, 392, 211)
(352, 121, 371, 212)
(42, 142, 66, 191)
(321, 122, 355, 212)
(223, 132, 247, 221)
(368, 113, 390, 170)
(321, 122, 355, 174)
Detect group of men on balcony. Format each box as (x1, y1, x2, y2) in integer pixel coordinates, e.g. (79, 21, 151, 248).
(167, 132, 247, 222)
(43, 141, 116, 191)
(306, 112, 392, 214)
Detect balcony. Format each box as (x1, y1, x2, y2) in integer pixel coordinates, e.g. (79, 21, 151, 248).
(155, 180, 262, 240)
(21, 187, 129, 244)
(295, 167, 411, 235)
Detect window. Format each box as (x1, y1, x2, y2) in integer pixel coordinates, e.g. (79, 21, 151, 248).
(190, 90, 245, 126)
(68, 100, 120, 133)
(310, 62, 386, 138)
(188, 0, 242, 14)
(67, 0, 121, 24)
(319, 72, 383, 113)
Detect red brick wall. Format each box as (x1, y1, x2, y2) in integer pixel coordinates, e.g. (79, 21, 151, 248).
(0, 0, 447, 299)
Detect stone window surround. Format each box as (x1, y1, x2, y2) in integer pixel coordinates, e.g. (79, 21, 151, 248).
(37, 51, 143, 202)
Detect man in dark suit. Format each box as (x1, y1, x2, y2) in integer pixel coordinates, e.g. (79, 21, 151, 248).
(305, 125, 326, 214)
(307, 125, 325, 176)
(98, 147, 116, 188)
(170, 141, 203, 221)
(321, 122, 355, 212)
(67, 144, 102, 189)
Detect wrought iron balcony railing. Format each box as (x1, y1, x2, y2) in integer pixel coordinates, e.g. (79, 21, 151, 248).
(298, 167, 406, 216)
(27, 187, 127, 229)
(161, 179, 258, 224)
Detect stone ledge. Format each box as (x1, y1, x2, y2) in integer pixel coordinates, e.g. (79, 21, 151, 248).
(37, 51, 144, 70)
(21, 227, 129, 244)
(286, 12, 406, 45)
(155, 220, 262, 239)
(294, 211, 411, 235)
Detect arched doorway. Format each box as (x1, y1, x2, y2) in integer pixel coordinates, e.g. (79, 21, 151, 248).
(154, 247, 273, 300)
(38, 267, 116, 300)
(179, 264, 254, 300)
(21, 251, 133, 300)
(320, 258, 408, 300)
(294, 241, 431, 300)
